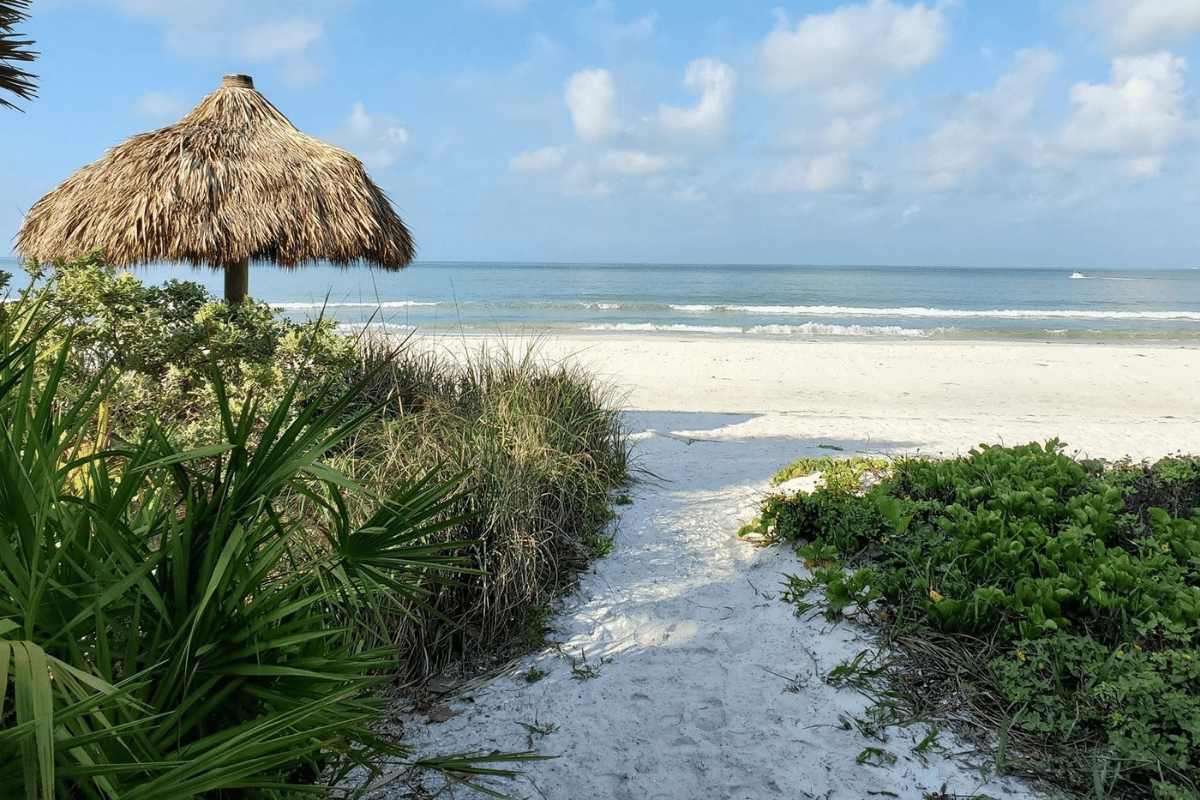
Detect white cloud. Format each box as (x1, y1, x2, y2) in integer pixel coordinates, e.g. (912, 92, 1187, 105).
(892, 203, 922, 228)
(756, 154, 854, 192)
(598, 150, 677, 174)
(659, 58, 736, 138)
(859, 169, 887, 192)
(1128, 155, 1165, 176)
(102, 0, 334, 84)
(240, 18, 322, 61)
(780, 107, 900, 152)
(132, 90, 192, 125)
(758, 0, 949, 188)
(1070, 0, 1200, 52)
(327, 102, 409, 169)
(761, 0, 948, 99)
(584, 0, 658, 42)
(565, 69, 621, 141)
(510, 65, 701, 195)
(816, 83, 887, 115)
(913, 47, 1061, 189)
(562, 163, 611, 197)
(509, 143, 681, 197)
(113, 0, 230, 60)
(509, 146, 568, 173)
(1059, 51, 1198, 173)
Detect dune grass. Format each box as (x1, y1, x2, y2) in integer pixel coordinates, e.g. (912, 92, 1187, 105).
(331, 336, 631, 680)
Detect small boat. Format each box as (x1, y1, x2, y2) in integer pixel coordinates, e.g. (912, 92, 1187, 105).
(1070, 271, 1086, 279)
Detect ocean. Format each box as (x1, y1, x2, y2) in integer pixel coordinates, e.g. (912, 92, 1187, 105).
(4, 259, 1200, 342)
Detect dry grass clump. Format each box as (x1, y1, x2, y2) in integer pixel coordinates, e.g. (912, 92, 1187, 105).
(335, 337, 632, 682)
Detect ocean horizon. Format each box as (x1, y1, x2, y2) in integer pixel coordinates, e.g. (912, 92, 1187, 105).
(4, 258, 1199, 343)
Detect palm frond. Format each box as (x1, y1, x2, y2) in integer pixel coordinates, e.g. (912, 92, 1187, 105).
(0, 0, 37, 111)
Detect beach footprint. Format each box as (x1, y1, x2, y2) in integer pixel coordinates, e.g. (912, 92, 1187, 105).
(690, 697, 727, 732)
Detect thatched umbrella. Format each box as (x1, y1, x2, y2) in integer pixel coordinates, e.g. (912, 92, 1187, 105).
(17, 74, 414, 303)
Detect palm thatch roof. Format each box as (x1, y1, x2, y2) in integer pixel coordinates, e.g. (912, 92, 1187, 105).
(17, 74, 414, 301)
(0, 0, 37, 110)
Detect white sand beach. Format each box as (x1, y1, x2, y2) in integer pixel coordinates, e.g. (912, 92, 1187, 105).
(362, 336, 1200, 799)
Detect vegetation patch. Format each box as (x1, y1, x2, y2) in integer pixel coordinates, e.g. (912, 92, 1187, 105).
(769, 455, 891, 490)
(334, 334, 630, 679)
(1, 253, 629, 797)
(749, 442, 1200, 800)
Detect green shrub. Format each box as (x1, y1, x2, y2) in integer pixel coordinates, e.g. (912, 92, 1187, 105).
(12, 251, 356, 447)
(756, 441, 1200, 799)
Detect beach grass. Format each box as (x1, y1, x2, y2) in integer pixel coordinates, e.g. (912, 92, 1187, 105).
(326, 334, 632, 680)
(748, 442, 1200, 800)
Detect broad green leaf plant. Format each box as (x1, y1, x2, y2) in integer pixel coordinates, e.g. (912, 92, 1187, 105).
(0, 285, 495, 798)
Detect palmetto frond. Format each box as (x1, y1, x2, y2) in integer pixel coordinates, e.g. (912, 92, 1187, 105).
(0, 0, 36, 110)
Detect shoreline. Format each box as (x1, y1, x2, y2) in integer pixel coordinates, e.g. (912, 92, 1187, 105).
(348, 319, 1200, 346)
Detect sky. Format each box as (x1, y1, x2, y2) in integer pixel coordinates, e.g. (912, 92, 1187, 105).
(3, 0, 1200, 269)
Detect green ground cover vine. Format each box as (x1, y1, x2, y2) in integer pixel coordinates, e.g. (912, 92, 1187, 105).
(748, 441, 1200, 800)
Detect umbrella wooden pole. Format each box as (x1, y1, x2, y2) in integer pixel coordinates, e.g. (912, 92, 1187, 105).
(225, 257, 249, 304)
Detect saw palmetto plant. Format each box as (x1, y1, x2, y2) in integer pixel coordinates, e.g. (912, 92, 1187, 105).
(0, 287, 493, 799)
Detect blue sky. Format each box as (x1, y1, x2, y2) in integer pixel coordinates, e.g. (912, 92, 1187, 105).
(3, 0, 1200, 268)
